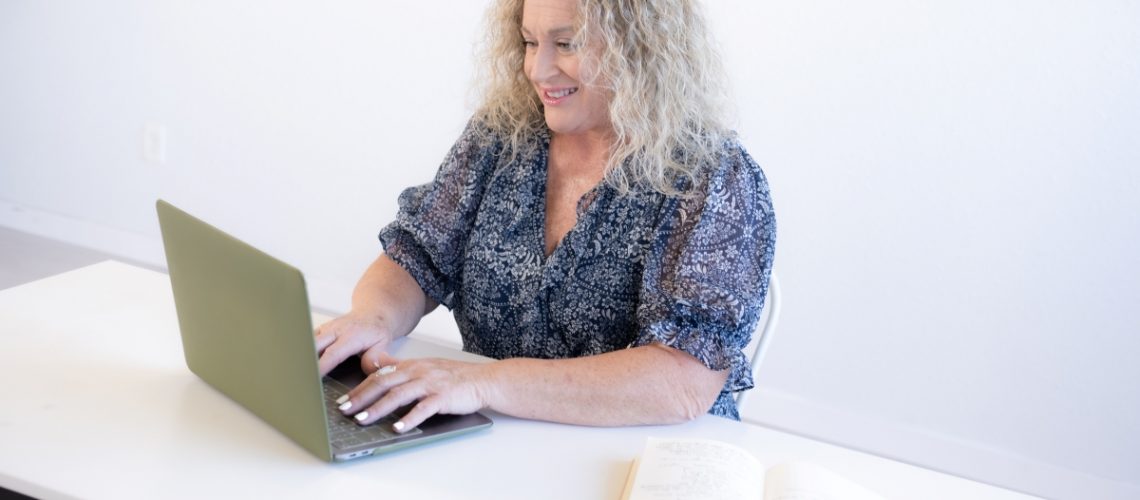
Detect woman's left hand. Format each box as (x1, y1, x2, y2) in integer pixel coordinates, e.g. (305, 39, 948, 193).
(337, 353, 494, 432)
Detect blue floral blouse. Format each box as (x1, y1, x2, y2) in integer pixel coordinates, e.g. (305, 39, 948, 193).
(378, 120, 776, 419)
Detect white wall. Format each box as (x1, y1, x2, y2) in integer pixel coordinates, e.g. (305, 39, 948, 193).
(711, 1, 1140, 498)
(2, 1, 1138, 498)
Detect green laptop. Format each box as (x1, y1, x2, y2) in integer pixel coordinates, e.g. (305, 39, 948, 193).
(156, 199, 492, 462)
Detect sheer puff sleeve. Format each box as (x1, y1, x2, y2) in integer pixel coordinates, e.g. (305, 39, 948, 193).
(378, 120, 504, 310)
(632, 141, 776, 417)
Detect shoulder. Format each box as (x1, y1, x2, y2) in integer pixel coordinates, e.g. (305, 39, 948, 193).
(678, 136, 772, 210)
(431, 117, 525, 186)
(713, 136, 768, 190)
(459, 115, 552, 153)
(445, 118, 553, 173)
(449, 117, 506, 159)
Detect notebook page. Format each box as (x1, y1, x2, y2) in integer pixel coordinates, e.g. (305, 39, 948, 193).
(626, 437, 765, 500)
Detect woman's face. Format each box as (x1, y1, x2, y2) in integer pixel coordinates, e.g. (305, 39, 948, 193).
(520, 0, 611, 138)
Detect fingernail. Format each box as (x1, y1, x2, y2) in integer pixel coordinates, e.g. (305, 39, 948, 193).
(378, 365, 397, 375)
(338, 401, 353, 411)
(335, 395, 349, 405)
(354, 411, 369, 422)
(392, 421, 405, 432)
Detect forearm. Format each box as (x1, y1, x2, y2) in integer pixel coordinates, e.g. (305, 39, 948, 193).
(350, 254, 438, 339)
(477, 344, 729, 426)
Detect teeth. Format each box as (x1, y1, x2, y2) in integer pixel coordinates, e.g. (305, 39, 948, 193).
(547, 88, 577, 99)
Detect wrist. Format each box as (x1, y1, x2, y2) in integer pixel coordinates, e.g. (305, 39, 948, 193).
(472, 360, 507, 411)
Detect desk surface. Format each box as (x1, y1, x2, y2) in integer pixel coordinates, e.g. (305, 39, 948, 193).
(0, 261, 1038, 500)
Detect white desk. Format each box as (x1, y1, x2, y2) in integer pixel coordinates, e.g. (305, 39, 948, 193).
(0, 261, 1039, 500)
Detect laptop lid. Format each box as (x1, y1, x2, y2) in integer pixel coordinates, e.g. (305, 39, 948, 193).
(156, 200, 492, 462)
(157, 199, 333, 460)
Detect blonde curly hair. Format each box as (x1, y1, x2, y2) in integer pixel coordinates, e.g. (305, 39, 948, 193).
(473, 0, 734, 196)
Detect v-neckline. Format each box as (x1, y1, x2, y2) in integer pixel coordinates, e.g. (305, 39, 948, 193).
(536, 136, 606, 264)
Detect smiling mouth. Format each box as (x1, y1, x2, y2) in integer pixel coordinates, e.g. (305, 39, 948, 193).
(543, 87, 579, 101)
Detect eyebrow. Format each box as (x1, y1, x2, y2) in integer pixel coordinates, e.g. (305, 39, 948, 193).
(519, 26, 575, 37)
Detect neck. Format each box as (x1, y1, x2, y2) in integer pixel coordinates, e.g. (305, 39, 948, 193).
(549, 130, 613, 176)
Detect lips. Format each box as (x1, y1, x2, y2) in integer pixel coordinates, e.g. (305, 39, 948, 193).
(541, 87, 578, 104)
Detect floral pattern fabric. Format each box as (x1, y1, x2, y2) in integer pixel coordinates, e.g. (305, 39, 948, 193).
(378, 121, 776, 419)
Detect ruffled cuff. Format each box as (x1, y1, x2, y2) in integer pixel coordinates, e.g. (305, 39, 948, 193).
(634, 298, 757, 397)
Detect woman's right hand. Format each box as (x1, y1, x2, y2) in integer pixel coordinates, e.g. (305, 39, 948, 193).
(315, 312, 395, 376)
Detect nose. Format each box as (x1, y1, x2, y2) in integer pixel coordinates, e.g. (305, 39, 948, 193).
(527, 45, 558, 84)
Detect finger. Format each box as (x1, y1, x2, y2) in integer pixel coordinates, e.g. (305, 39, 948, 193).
(356, 361, 409, 397)
(360, 345, 397, 374)
(377, 352, 400, 368)
(339, 362, 408, 415)
(393, 395, 444, 433)
(318, 338, 363, 377)
(353, 380, 425, 426)
(314, 325, 336, 353)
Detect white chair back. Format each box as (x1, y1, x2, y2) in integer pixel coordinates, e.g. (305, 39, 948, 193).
(735, 272, 781, 408)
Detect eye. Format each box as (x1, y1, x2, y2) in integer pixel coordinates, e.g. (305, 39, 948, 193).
(522, 38, 537, 49)
(555, 41, 575, 53)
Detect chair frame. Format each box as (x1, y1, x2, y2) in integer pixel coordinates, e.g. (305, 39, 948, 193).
(734, 272, 781, 409)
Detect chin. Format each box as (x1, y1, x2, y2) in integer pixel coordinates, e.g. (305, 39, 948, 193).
(543, 114, 582, 135)
(542, 106, 610, 137)
(543, 120, 571, 135)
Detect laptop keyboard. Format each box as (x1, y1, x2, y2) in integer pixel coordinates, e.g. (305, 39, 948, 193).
(323, 377, 422, 450)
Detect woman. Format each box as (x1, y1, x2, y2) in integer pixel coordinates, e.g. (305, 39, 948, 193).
(315, 0, 775, 432)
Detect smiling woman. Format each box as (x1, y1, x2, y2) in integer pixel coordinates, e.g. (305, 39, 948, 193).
(478, 0, 734, 197)
(314, 0, 776, 432)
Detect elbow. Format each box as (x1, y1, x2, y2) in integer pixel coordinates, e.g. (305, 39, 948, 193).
(662, 383, 718, 424)
(669, 405, 704, 424)
(649, 346, 729, 424)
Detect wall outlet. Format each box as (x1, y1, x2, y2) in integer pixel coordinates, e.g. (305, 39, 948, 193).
(143, 123, 166, 165)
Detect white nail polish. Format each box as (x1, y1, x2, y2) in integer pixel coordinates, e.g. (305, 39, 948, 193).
(378, 365, 397, 375)
(393, 421, 405, 432)
(335, 395, 349, 405)
(338, 401, 353, 411)
(354, 411, 369, 422)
